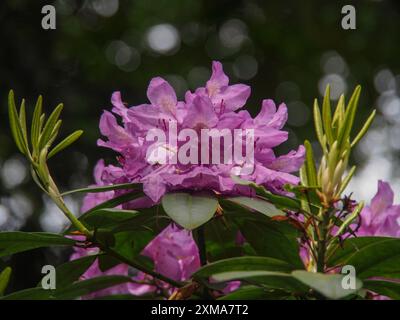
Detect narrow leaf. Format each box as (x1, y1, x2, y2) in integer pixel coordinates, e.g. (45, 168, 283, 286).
(18, 99, 28, 147)
(31, 95, 43, 154)
(322, 85, 334, 145)
(8, 90, 28, 155)
(338, 85, 361, 149)
(0, 267, 12, 296)
(351, 110, 376, 148)
(337, 165, 356, 195)
(61, 181, 139, 196)
(48, 130, 83, 159)
(313, 99, 325, 150)
(38, 103, 63, 149)
(335, 201, 364, 236)
(304, 140, 318, 186)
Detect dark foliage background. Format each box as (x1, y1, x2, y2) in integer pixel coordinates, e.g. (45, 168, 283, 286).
(0, 0, 399, 291)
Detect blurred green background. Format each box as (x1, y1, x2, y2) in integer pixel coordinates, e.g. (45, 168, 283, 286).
(1, 0, 400, 291)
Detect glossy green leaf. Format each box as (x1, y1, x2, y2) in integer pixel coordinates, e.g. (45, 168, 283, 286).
(1, 275, 132, 300)
(161, 192, 218, 230)
(231, 175, 301, 211)
(224, 202, 303, 269)
(219, 286, 288, 300)
(329, 237, 400, 279)
(363, 280, 400, 300)
(292, 270, 362, 299)
(79, 208, 140, 229)
(55, 255, 98, 289)
(0, 232, 75, 258)
(0, 287, 51, 300)
(225, 196, 284, 217)
(194, 256, 294, 279)
(61, 182, 140, 196)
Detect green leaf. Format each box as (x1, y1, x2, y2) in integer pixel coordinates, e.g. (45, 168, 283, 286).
(322, 85, 334, 145)
(332, 94, 345, 135)
(363, 280, 400, 300)
(161, 192, 218, 230)
(31, 95, 43, 154)
(225, 196, 284, 217)
(55, 275, 132, 300)
(61, 182, 140, 196)
(18, 99, 28, 147)
(194, 256, 294, 279)
(231, 175, 301, 211)
(212, 270, 289, 282)
(66, 191, 145, 232)
(55, 255, 98, 289)
(335, 201, 364, 236)
(0, 267, 12, 296)
(0, 232, 75, 258)
(219, 286, 288, 300)
(304, 140, 318, 186)
(292, 270, 362, 299)
(8, 90, 29, 156)
(209, 270, 307, 293)
(48, 130, 83, 159)
(337, 85, 361, 150)
(224, 202, 304, 269)
(313, 99, 325, 150)
(80, 208, 140, 229)
(329, 237, 400, 279)
(0, 287, 52, 300)
(1, 275, 132, 300)
(38, 103, 63, 149)
(337, 165, 356, 195)
(351, 110, 376, 148)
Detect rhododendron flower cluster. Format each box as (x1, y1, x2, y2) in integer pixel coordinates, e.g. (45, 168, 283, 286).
(98, 61, 305, 203)
(70, 61, 305, 297)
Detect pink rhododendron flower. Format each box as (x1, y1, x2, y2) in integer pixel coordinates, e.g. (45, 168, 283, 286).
(358, 180, 400, 237)
(356, 180, 400, 300)
(98, 61, 305, 203)
(70, 165, 200, 298)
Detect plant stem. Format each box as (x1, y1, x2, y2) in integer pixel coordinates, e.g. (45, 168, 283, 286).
(196, 226, 207, 266)
(47, 176, 92, 238)
(102, 246, 183, 288)
(316, 211, 330, 273)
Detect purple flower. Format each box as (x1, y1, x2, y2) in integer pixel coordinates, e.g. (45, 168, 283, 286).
(355, 181, 400, 300)
(358, 180, 400, 237)
(97, 61, 305, 203)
